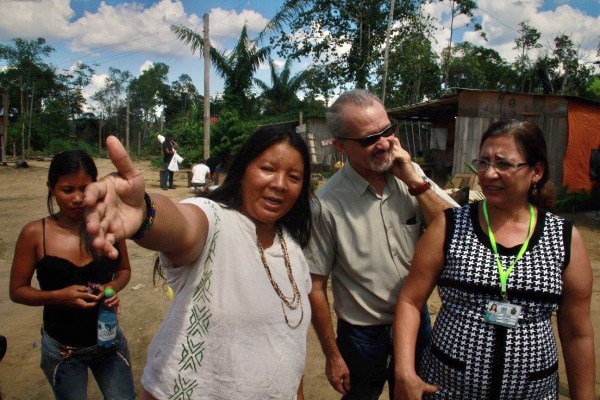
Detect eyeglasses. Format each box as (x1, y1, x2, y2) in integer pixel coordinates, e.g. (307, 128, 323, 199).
(336, 121, 398, 147)
(471, 159, 529, 173)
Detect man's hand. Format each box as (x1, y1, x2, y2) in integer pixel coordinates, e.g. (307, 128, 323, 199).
(85, 136, 146, 259)
(326, 353, 352, 395)
(388, 137, 421, 186)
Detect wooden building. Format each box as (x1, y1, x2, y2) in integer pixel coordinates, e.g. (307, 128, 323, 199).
(387, 89, 600, 192)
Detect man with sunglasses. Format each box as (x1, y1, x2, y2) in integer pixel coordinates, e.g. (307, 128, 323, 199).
(306, 89, 456, 399)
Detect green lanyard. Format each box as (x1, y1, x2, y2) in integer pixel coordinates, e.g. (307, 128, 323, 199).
(482, 200, 535, 300)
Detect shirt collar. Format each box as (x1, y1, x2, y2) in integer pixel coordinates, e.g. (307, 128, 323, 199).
(341, 161, 395, 198)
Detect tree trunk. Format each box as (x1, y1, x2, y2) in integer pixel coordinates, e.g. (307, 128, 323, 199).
(19, 77, 25, 159)
(27, 82, 35, 159)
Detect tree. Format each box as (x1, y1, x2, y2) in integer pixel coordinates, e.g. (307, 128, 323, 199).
(446, 42, 517, 91)
(166, 73, 201, 120)
(91, 67, 132, 149)
(129, 62, 170, 153)
(56, 62, 95, 135)
(172, 24, 269, 118)
(552, 34, 591, 95)
(530, 35, 593, 96)
(584, 76, 600, 101)
(262, 0, 422, 90)
(513, 21, 542, 92)
(254, 59, 313, 116)
(0, 38, 54, 157)
(439, 0, 486, 88)
(373, 14, 442, 106)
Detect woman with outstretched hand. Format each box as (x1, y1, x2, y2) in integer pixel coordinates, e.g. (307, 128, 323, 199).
(85, 125, 313, 400)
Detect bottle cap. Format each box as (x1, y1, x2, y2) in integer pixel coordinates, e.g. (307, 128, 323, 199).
(104, 288, 115, 298)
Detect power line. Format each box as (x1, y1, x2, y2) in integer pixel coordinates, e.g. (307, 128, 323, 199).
(476, 5, 519, 33)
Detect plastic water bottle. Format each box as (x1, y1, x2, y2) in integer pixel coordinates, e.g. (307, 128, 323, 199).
(97, 288, 117, 347)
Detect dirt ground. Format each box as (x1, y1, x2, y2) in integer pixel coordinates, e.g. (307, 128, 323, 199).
(0, 158, 598, 399)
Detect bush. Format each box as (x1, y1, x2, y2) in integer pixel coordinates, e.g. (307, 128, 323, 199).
(552, 185, 599, 213)
(47, 139, 98, 157)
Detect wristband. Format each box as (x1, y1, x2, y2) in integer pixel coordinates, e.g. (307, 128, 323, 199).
(131, 193, 156, 239)
(408, 180, 431, 196)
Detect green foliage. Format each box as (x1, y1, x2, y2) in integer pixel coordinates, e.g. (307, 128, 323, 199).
(553, 185, 598, 213)
(447, 42, 518, 91)
(375, 15, 442, 106)
(513, 21, 542, 92)
(172, 24, 269, 118)
(584, 76, 600, 101)
(47, 138, 97, 156)
(210, 110, 255, 156)
(254, 58, 313, 115)
(263, 0, 421, 89)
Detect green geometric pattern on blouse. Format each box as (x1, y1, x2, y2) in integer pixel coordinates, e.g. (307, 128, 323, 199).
(170, 202, 220, 399)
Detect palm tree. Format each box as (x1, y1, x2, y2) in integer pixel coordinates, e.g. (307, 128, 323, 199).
(171, 24, 270, 118)
(254, 58, 312, 116)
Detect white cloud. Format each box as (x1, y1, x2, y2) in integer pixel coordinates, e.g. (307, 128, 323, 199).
(208, 7, 269, 38)
(140, 60, 154, 74)
(422, 0, 599, 64)
(1, 0, 269, 60)
(0, 0, 74, 40)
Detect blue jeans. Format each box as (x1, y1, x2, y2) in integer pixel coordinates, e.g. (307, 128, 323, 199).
(40, 328, 135, 400)
(161, 162, 173, 189)
(336, 306, 432, 400)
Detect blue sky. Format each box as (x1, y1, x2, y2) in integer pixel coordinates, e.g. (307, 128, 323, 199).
(1, 0, 599, 104)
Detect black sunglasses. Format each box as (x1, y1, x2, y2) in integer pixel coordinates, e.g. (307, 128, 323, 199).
(337, 121, 398, 147)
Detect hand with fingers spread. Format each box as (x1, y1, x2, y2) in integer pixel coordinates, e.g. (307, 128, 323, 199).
(85, 135, 146, 259)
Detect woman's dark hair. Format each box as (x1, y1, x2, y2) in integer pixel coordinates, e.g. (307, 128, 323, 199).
(47, 150, 98, 216)
(207, 125, 313, 247)
(480, 120, 554, 209)
(47, 150, 99, 257)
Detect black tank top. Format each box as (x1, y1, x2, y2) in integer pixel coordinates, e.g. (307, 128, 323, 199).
(36, 218, 121, 347)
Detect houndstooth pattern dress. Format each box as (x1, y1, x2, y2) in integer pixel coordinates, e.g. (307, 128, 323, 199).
(419, 202, 572, 400)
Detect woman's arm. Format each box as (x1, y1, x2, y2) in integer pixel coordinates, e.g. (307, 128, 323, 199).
(393, 212, 446, 400)
(10, 221, 97, 308)
(557, 226, 595, 400)
(85, 136, 209, 266)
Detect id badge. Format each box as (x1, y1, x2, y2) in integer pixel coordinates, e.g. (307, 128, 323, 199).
(484, 301, 521, 328)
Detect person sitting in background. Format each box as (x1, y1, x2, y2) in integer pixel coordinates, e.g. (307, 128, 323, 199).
(190, 158, 211, 193)
(84, 125, 313, 399)
(393, 120, 595, 399)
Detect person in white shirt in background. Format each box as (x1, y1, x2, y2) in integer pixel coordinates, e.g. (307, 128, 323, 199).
(190, 158, 212, 194)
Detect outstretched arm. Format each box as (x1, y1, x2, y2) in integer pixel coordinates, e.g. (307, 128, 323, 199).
(85, 136, 209, 266)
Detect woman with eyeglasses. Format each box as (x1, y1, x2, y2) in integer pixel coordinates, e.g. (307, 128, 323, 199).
(393, 120, 595, 399)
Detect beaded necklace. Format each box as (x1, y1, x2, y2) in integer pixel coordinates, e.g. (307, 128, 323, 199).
(256, 227, 304, 329)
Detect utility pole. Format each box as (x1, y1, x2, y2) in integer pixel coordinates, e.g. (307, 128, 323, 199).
(381, 0, 395, 105)
(1, 91, 8, 163)
(203, 13, 211, 159)
(126, 86, 130, 154)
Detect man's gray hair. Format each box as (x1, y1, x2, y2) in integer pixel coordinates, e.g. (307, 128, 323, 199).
(326, 89, 384, 138)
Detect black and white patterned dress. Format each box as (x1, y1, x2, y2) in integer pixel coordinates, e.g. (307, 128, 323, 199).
(419, 202, 572, 400)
